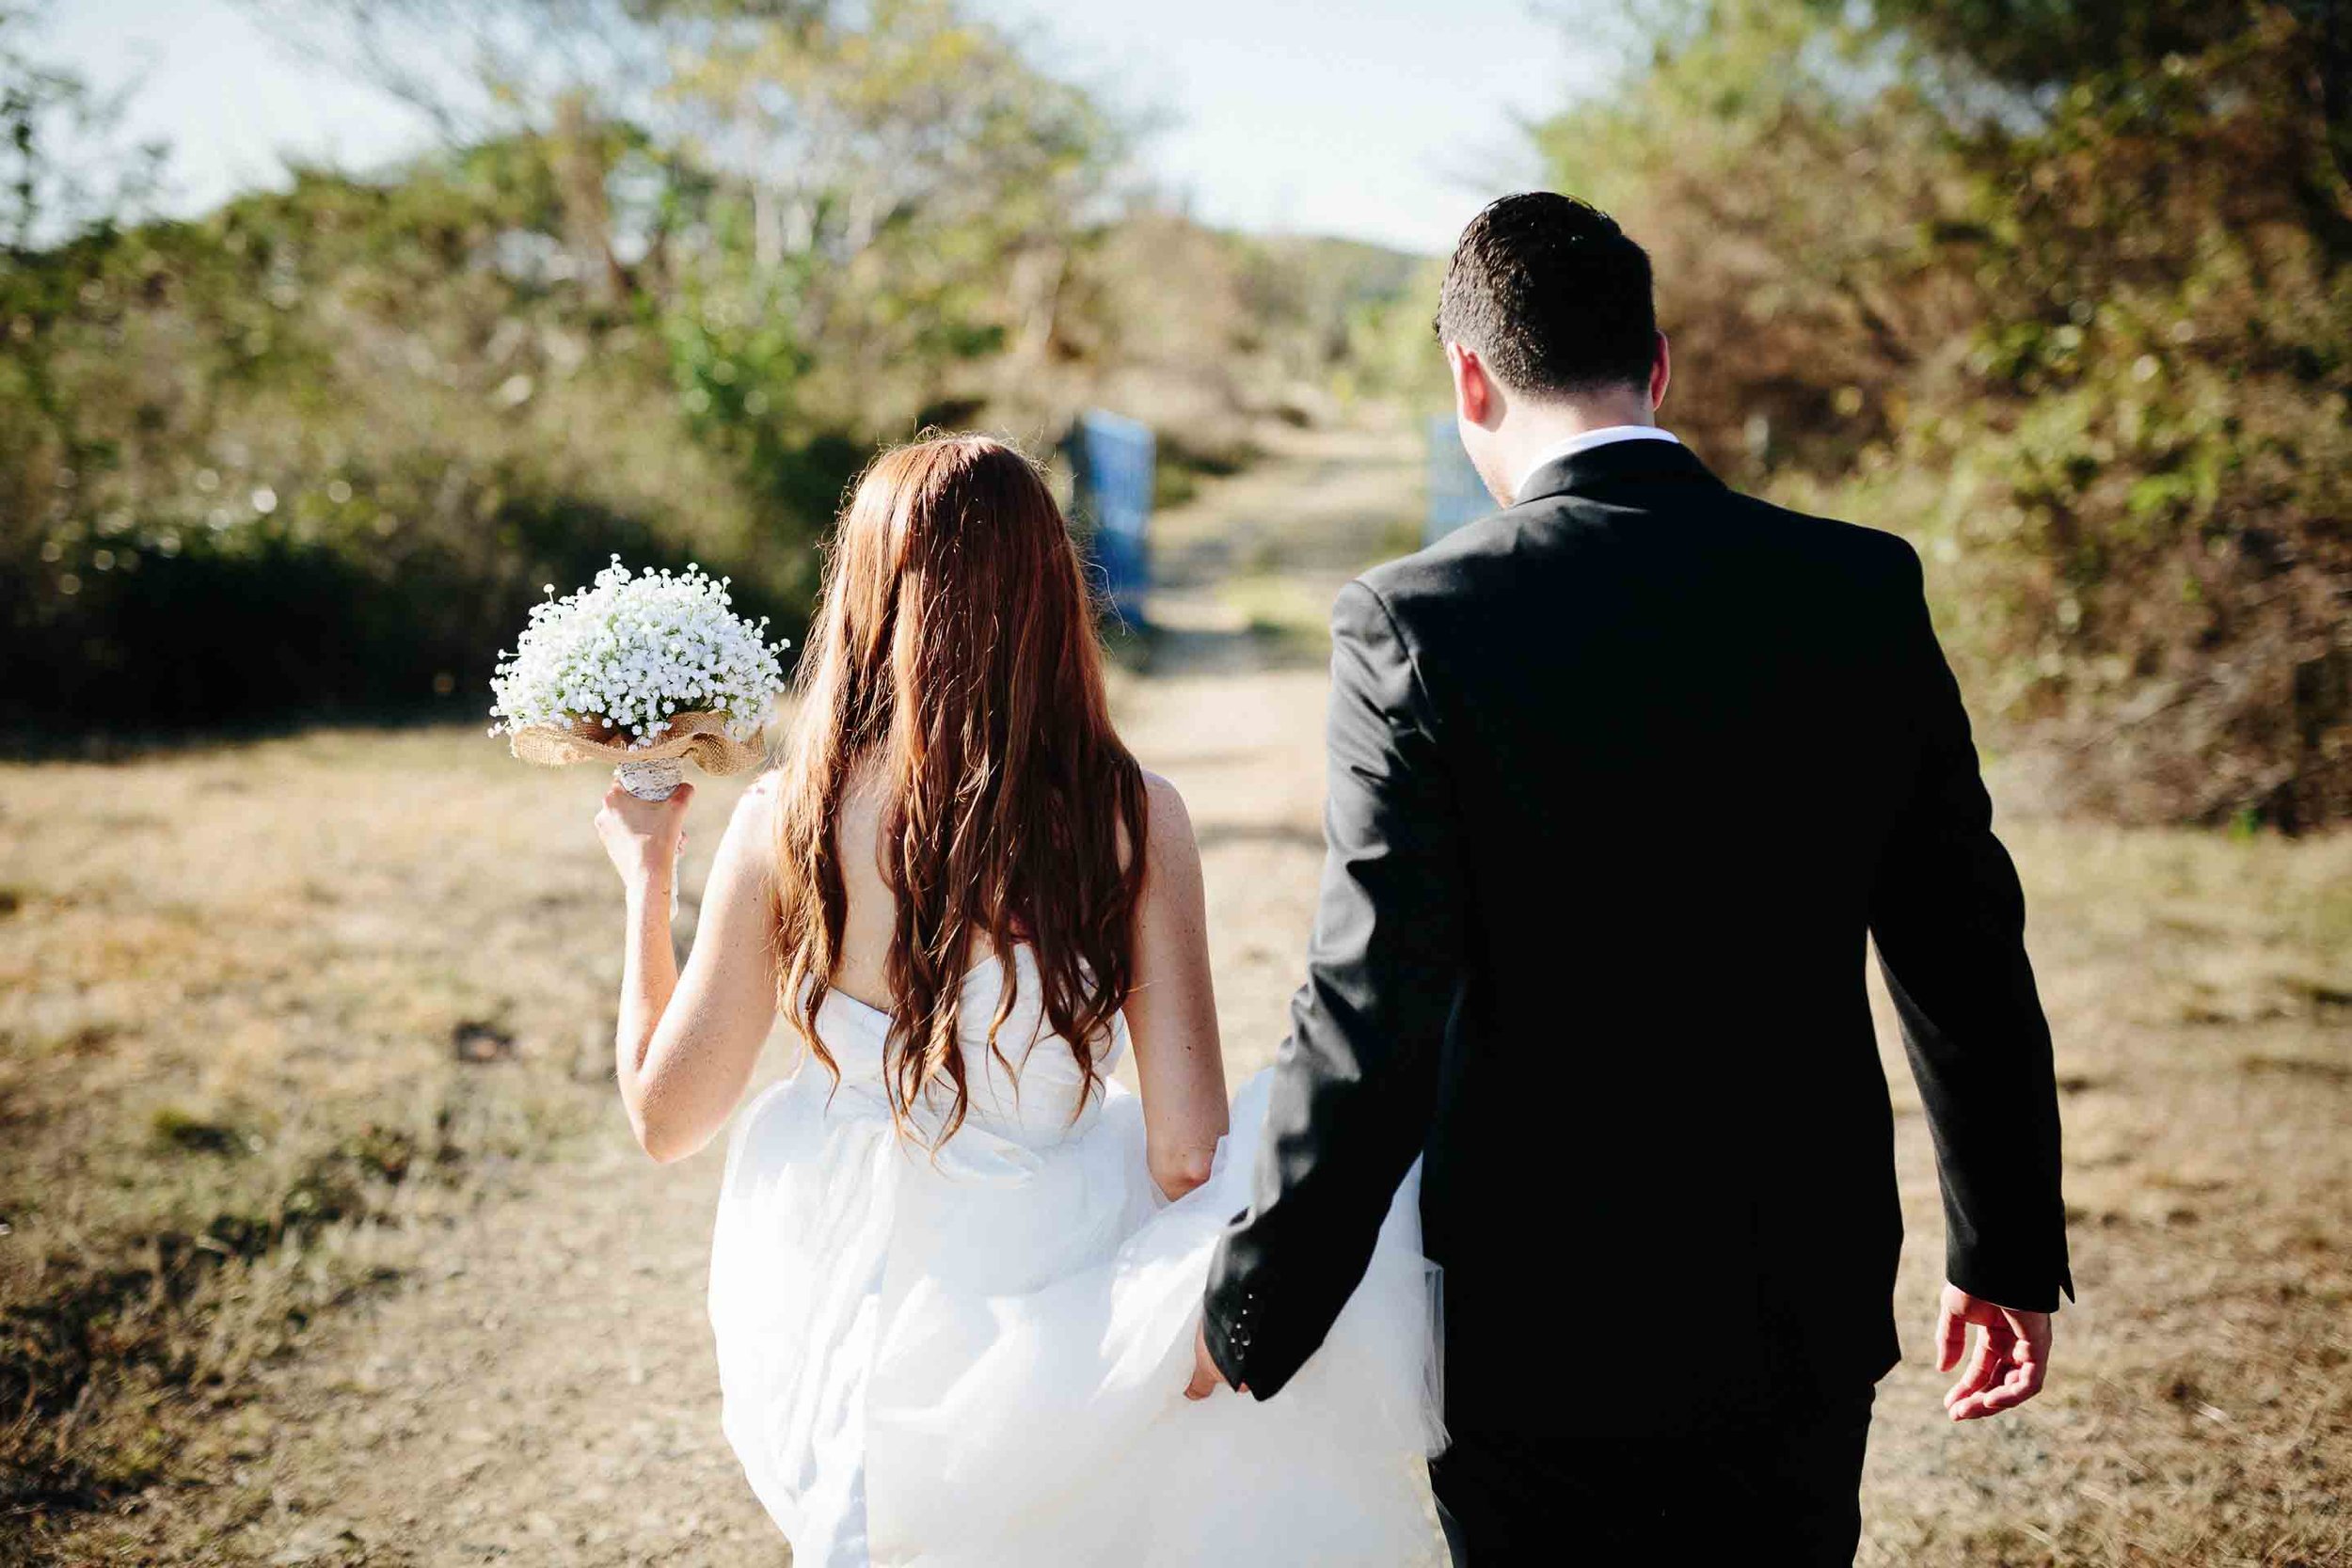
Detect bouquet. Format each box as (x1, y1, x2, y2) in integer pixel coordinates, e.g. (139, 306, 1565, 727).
(489, 557, 789, 800)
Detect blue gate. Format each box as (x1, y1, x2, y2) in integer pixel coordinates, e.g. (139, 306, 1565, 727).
(1067, 410, 1154, 628)
(1425, 415, 1490, 546)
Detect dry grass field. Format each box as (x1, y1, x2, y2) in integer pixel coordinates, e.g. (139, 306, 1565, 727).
(4, 425, 2348, 1566)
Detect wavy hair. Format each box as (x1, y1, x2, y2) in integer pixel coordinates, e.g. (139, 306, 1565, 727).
(769, 435, 1148, 1147)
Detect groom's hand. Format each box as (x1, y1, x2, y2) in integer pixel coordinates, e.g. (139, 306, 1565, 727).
(1935, 1282, 2053, 1421)
(1184, 1322, 1242, 1401)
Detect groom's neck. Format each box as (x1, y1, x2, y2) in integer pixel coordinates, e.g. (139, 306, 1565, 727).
(1488, 390, 1657, 499)
(1506, 389, 1657, 456)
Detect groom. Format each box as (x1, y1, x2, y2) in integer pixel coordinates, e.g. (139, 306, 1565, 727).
(1186, 193, 2073, 1562)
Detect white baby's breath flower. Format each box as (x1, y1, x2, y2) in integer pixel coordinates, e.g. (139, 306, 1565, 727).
(487, 561, 789, 749)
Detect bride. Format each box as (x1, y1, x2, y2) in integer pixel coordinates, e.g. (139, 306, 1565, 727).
(590, 435, 1444, 1566)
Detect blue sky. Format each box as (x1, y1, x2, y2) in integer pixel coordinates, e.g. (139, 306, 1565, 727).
(37, 0, 1614, 256)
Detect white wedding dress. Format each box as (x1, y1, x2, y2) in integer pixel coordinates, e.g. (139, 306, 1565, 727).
(707, 945, 1446, 1566)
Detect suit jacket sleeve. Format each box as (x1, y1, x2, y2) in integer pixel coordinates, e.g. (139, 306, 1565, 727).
(1200, 579, 1462, 1400)
(1870, 542, 2074, 1312)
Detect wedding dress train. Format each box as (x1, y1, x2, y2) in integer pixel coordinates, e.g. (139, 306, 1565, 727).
(707, 947, 1445, 1566)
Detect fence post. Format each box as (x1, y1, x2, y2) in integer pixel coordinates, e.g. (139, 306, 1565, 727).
(1067, 410, 1155, 628)
(1424, 414, 1489, 546)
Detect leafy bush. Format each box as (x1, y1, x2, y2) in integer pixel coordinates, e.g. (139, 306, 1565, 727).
(1529, 0, 2351, 828)
(0, 1, 1431, 745)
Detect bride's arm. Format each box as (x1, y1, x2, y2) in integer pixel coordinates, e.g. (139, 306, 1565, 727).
(596, 772, 782, 1164)
(1125, 773, 1230, 1202)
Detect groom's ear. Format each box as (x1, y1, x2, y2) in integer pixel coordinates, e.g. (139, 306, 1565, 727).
(1647, 330, 1672, 413)
(1447, 342, 1494, 427)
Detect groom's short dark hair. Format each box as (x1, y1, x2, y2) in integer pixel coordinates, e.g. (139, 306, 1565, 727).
(1436, 193, 1657, 397)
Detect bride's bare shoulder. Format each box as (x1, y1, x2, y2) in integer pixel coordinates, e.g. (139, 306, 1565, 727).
(1134, 769, 1200, 877)
(719, 768, 788, 852)
(1140, 768, 1193, 831)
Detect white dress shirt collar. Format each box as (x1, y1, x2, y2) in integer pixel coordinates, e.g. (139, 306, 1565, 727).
(1515, 425, 1681, 501)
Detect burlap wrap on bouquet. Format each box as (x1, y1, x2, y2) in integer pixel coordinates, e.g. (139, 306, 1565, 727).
(508, 710, 766, 776)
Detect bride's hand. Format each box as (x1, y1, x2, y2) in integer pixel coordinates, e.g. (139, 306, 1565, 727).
(1184, 1321, 1244, 1401)
(596, 778, 695, 895)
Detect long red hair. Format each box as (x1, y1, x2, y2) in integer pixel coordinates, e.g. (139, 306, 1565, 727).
(769, 435, 1149, 1147)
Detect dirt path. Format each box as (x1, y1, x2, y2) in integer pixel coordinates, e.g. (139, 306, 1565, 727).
(46, 423, 2352, 1566)
(45, 424, 1419, 1568)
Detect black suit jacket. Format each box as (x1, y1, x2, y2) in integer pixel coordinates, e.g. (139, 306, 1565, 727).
(1201, 437, 2072, 1437)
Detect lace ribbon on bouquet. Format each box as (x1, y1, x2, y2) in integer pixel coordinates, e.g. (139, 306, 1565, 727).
(509, 708, 763, 772)
(509, 711, 766, 799)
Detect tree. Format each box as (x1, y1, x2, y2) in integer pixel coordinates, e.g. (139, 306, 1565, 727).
(1534, 0, 2352, 826)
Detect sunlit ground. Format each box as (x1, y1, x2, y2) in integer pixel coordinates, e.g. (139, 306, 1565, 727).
(6, 429, 2348, 1564)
